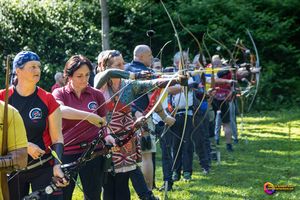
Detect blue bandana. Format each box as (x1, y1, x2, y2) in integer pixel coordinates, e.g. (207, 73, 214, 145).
(13, 51, 40, 72)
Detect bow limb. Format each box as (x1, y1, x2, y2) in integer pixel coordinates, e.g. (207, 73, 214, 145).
(1, 56, 11, 200)
(202, 33, 212, 63)
(232, 38, 240, 62)
(177, 16, 205, 67)
(246, 29, 260, 112)
(144, 72, 179, 119)
(155, 40, 172, 62)
(206, 30, 239, 117)
(160, 0, 184, 73)
(177, 16, 208, 127)
(156, 40, 172, 58)
(206, 30, 236, 66)
(160, 1, 190, 180)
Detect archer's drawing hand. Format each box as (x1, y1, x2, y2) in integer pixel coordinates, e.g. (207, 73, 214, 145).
(28, 142, 45, 160)
(87, 113, 106, 127)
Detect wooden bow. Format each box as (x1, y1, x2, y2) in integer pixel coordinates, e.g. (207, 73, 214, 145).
(1, 56, 11, 200)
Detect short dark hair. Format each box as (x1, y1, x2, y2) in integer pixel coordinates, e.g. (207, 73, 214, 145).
(64, 55, 93, 77)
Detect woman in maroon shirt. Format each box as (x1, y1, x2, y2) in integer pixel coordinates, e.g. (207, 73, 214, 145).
(52, 55, 115, 200)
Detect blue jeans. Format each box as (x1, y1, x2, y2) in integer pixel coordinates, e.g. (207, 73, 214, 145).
(171, 114, 194, 175)
(230, 100, 238, 140)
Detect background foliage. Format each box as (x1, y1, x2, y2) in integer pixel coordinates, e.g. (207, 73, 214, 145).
(0, 0, 299, 110)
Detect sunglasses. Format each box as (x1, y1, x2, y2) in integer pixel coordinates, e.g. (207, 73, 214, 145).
(100, 50, 122, 69)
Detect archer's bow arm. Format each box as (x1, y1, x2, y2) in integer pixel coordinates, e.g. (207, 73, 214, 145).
(94, 69, 136, 89)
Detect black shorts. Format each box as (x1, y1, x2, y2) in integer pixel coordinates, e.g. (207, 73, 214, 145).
(212, 99, 230, 123)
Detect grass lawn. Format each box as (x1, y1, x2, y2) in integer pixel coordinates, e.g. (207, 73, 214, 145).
(73, 108, 300, 200)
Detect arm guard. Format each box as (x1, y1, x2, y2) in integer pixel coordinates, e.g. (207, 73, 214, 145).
(51, 143, 64, 165)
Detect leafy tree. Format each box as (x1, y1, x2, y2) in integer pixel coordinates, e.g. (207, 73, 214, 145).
(0, 0, 102, 90)
(0, 0, 299, 109)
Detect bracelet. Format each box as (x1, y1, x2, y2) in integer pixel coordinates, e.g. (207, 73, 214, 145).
(0, 156, 13, 170)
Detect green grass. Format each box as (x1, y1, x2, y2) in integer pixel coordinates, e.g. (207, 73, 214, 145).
(73, 108, 300, 200)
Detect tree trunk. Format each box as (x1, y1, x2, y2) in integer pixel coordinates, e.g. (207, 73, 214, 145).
(100, 0, 110, 50)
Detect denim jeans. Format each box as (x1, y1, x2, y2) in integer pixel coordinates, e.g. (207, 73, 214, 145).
(171, 114, 194, 174)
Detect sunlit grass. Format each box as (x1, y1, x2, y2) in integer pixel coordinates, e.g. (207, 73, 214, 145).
(73, 107, 300, 199)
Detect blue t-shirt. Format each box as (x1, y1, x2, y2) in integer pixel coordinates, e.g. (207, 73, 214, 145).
(125, 61, 153, 73)
(125, 61, 154, 112)
(192, 74, 207, 112)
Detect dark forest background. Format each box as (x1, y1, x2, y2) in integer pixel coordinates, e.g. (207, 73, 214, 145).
(1, 0, 299, 110)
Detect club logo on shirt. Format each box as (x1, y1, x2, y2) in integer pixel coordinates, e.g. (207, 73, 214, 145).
(29, 108, 42, 120)
(88, 101, 98, 110)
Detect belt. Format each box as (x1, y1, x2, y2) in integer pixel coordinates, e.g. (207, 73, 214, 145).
(177, 106, 193, 113)
(26, 156, 52, 170)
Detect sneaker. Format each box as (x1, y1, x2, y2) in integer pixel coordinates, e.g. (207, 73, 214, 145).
(226, 143, 233, 152)
(183, 172, 192, 181)
(202, 168, 210, 175)
(172, 172, 180, 182)
(158, 181, 173, 191)
(233, 139, 239, 144)
(210, 150, 217, 161)
(141, 193, 160, 200)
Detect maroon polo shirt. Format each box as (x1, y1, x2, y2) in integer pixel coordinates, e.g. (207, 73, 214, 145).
(52, 83, 107, 155)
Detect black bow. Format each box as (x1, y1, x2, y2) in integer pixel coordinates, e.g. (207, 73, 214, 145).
(22, 118, 146, 200)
